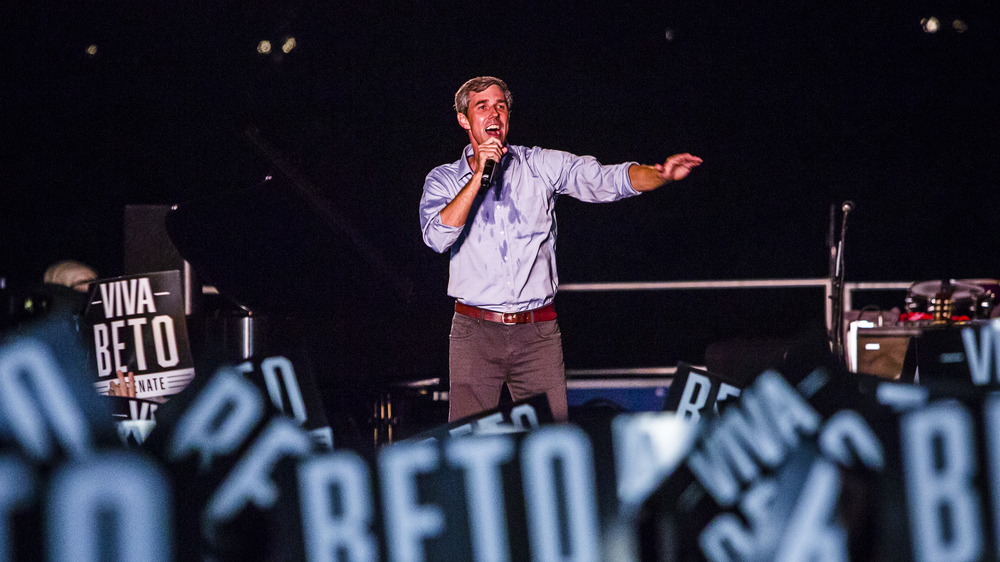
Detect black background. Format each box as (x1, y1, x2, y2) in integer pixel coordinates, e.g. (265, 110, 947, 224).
(4, 0, 998, 383)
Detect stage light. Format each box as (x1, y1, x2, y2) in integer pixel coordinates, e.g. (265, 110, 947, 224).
(257, 40, 272, 54)
(921, 17, 940, 33)
(86, 44, 98, 56)
(953, 19, 968, 33)
(281, 37, 296, 54)
(664, 28, 675, 42)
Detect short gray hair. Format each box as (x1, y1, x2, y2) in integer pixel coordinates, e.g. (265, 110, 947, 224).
(454, 76, 513, 115)
(43, 260, 98, 292)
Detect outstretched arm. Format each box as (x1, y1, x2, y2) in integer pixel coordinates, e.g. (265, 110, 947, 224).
(628, 153, 703, 192)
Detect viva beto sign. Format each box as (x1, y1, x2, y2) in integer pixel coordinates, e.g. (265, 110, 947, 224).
(7, 319, 1000, 559)
(85, 270, 195, 400)
(0, 331, 654, 560)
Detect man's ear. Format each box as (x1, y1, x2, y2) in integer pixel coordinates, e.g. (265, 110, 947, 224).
(457, 112, 470, 130)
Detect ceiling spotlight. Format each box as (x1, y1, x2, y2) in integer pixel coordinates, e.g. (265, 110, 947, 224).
(282, 37, 296, 54)
(257, 40, 272, 54)
(921, 17, 940, 33)
(953, 19, 968, 33)
(86, 44, 98, 56)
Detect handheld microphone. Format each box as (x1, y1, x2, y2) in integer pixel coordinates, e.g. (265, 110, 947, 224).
(480, 159, 497, 190)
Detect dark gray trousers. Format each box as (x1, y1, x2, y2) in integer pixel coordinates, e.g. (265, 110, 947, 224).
(448, 312, 568, 422)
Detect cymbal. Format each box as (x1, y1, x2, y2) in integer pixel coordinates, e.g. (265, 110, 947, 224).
(908, 280, 984, 300)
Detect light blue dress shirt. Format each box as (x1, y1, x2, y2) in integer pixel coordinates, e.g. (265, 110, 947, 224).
(420, 143, 639, 312)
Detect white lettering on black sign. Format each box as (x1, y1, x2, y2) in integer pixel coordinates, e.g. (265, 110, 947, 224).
(238, 356, 309, 425)
(818, 410, 885, 471)
(901, 400, 983, 562)
(687, 371, 821, 507)
(0, 340, 92, 462)
(448, 437, 515, 562)
(613, 413, 697, 512)
(299, 452, 379, 562)
(167, 369, 265, 471)
(378, 441, 446, 562)
(46, 452, 172, 562)
(98, 278, 157, 318)
(204, 418, 313, 535)
(91, 277, 177, 377)
(674, 372, 742, 423)
(314, 426, 604, 562)
(699, 477, 777, 560)
(772, 459, 846, 562)
(698, 413, 883, 562)
(694, 373, 886, 560)
(521, 426, 601, 562)
(963, 321, 1000, 386)
(447, 404, 540, 439)
(93, 316, 179, 375)
(87, 271, 195, 401)
(677, 371, 713, 421)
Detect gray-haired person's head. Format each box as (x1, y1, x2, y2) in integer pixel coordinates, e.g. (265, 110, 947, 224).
(454, 76, 513, 116)
(43, 260, 98, 292)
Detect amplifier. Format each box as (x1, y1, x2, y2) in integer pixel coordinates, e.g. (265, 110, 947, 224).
(852, 325, 920, 381)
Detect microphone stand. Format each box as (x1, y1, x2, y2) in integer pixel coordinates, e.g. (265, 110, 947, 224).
(829, 201, 853, 368)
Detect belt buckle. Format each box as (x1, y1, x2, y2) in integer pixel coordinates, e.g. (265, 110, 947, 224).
(502, 312, 517, 325)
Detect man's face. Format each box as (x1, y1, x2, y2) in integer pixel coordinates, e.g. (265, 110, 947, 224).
(458, 84, 509, 149)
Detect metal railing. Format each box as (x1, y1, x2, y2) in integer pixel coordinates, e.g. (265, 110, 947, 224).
(560, 278, 913, 379)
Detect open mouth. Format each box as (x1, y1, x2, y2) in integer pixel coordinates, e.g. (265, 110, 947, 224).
(485, 124, 501, 137)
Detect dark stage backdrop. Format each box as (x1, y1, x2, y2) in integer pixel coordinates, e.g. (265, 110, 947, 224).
(3, 0, 998, 382)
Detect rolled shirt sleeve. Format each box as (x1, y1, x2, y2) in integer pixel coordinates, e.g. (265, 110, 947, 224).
(419, 171, 466, 253)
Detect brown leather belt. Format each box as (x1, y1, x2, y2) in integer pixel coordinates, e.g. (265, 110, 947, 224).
(455, 301, 556, 324)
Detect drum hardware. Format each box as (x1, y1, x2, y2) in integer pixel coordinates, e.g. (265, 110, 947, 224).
(371, 393, 398, 447)
(371, 378, 448, 445)
(930, 280, 955, 324)
(902, 279, 997, 323)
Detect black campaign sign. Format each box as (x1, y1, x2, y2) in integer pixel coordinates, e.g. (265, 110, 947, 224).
(84, 270, 195, 400)
(403, 393, 555, 443)
(642, 368, 893, 560)
(897, 394, 1000, 561)
(916, 321, 1000, 388)
(663, 363, 743, 422)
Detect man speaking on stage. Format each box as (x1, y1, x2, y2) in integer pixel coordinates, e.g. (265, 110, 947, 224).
(419, 76, 702, 422)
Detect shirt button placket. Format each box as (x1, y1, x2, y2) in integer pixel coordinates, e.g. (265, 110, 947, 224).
(499, 211, 514, 298)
